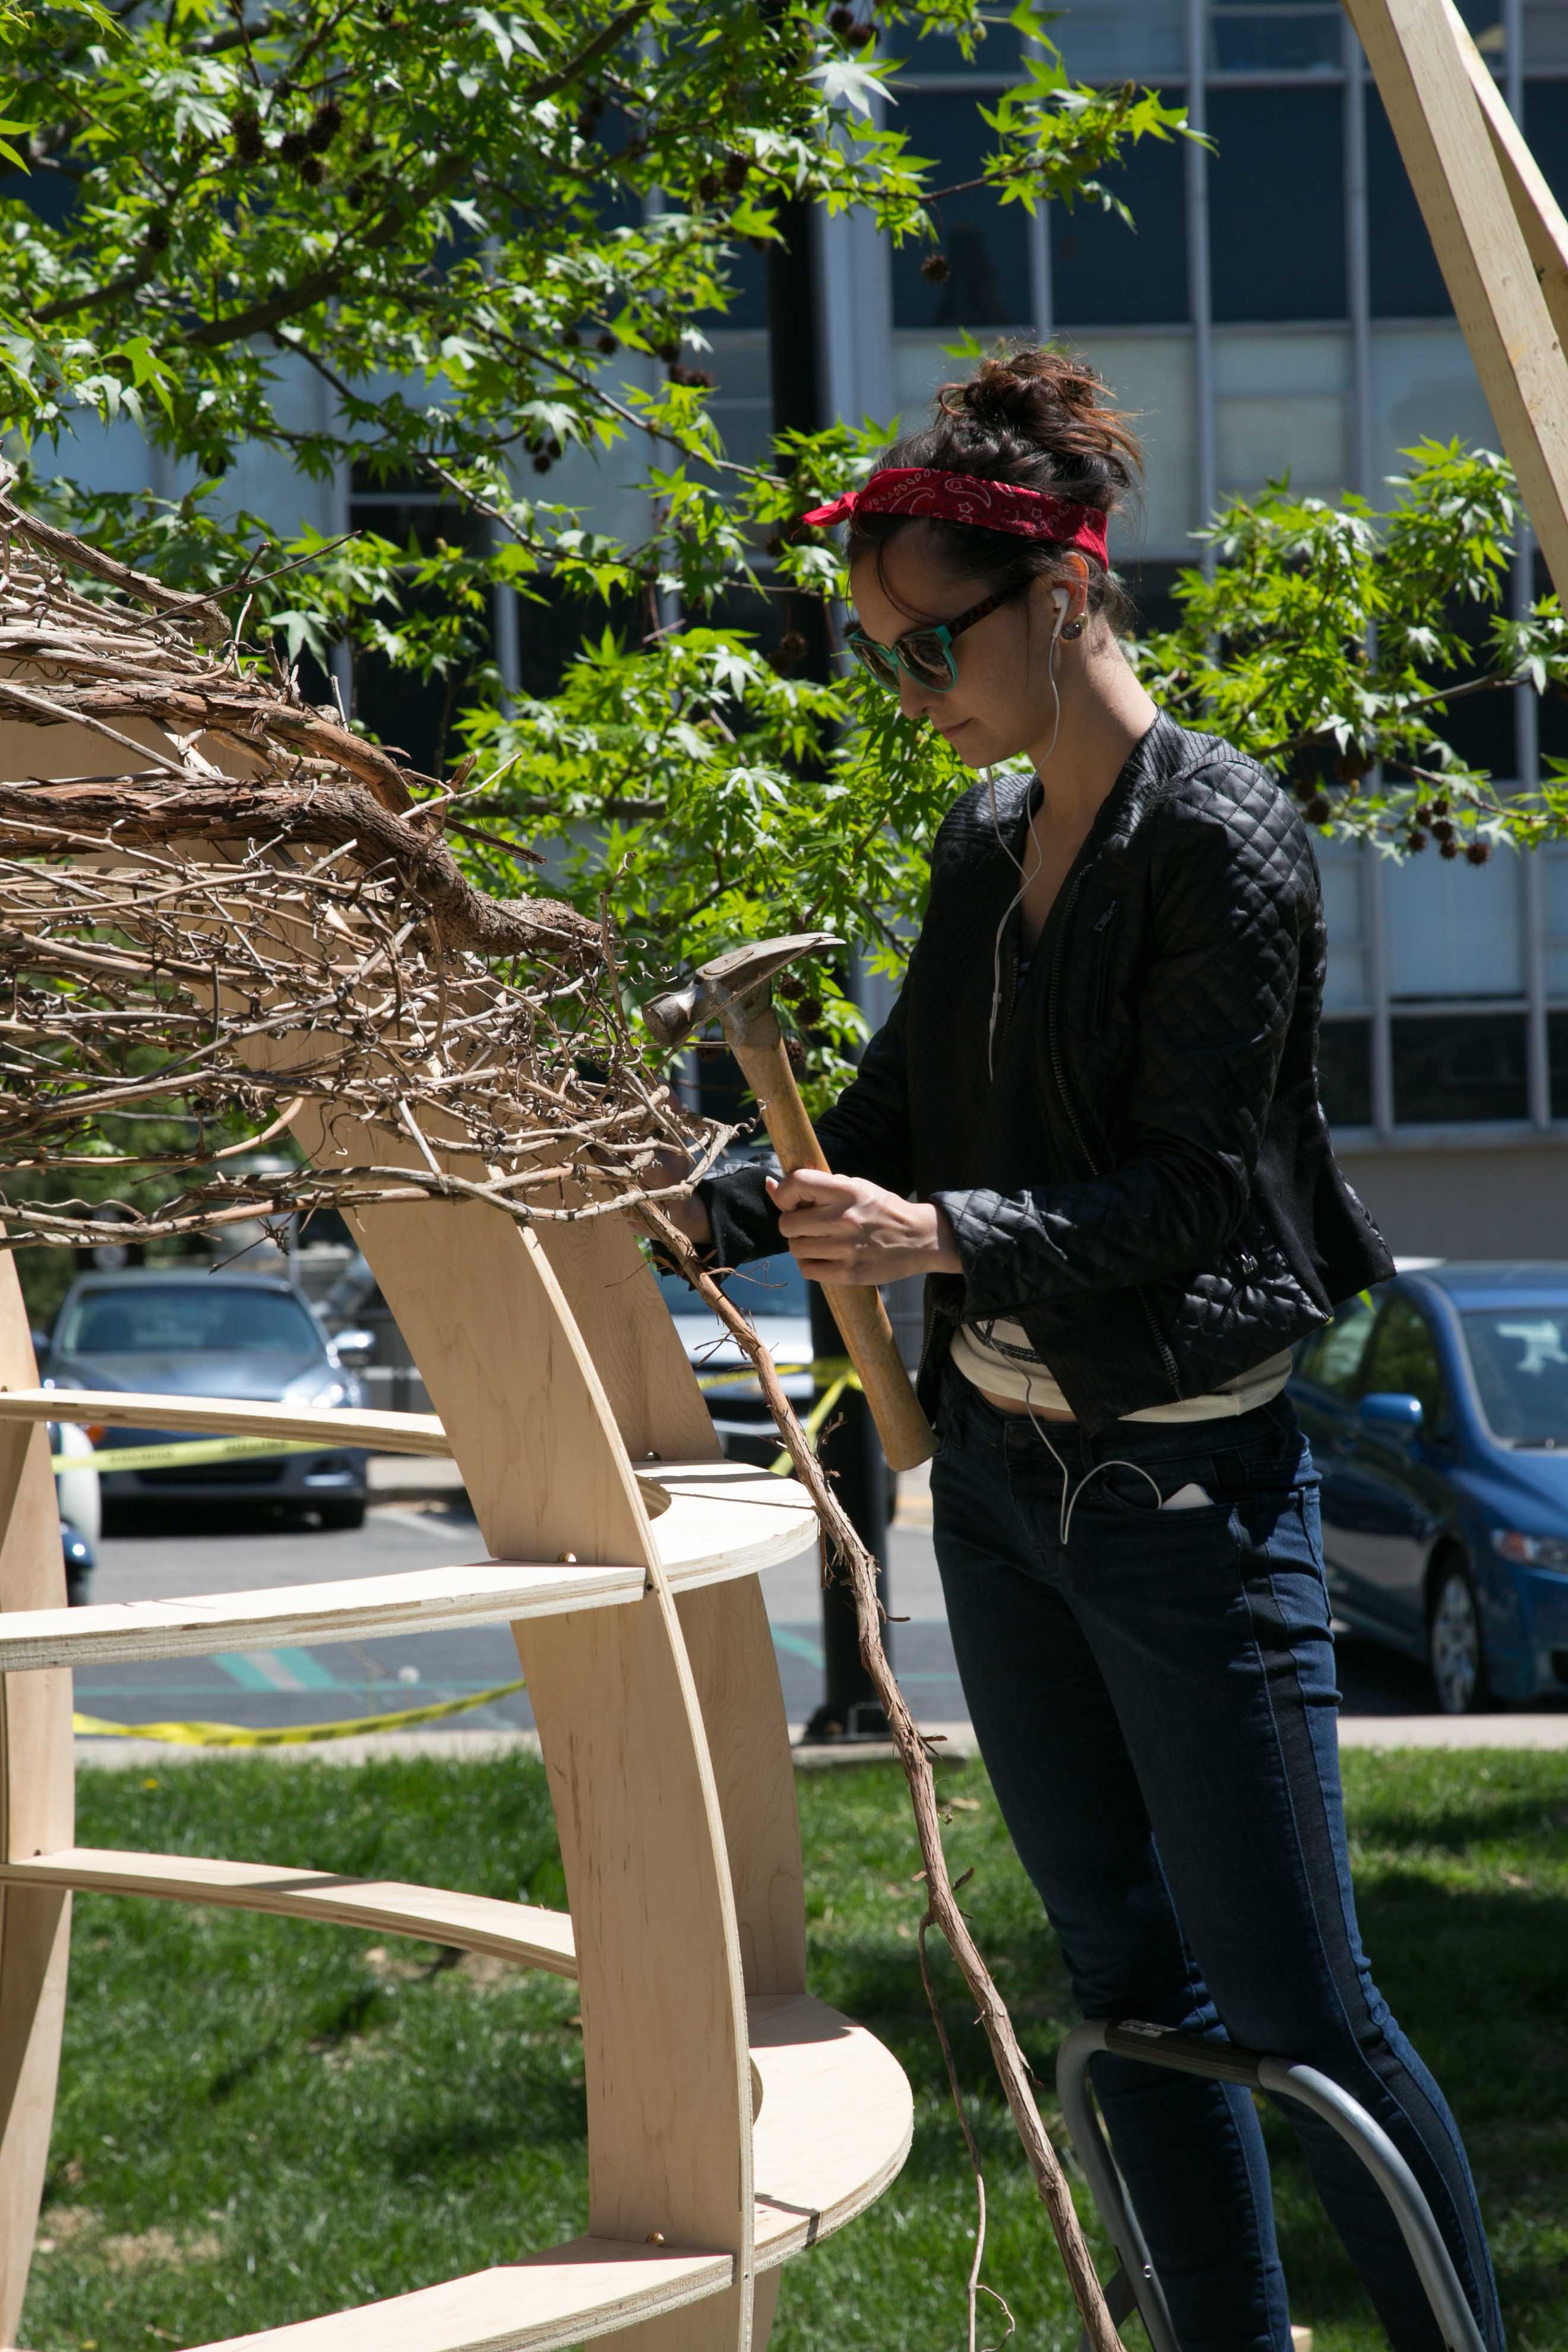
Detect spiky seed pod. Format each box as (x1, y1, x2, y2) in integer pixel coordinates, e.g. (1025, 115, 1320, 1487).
(1466, 839, 1491, 865)
(768, 628, 808, 675)
(1431, 818, 1455, 845)
(1440, 836, 1460, 859)
(596, 330, 618, 355)
(795, 993, 823, 1025)
(1415, 803, 1433, 827)
(562, 326, 581, 347)
(299, 155, 324, 186)
(306, 99, 342, 153)
(777, 975, 806, 1001)
(1304, 793, 1333, 826)
(279, 129, 309, 165)
(921, 252, 951, 283)
(532, 454, 552, 475)
(1406, 829, 1429, 852)
(723, 154, 749, 192)
(656, 339, 679, 363)
(546, 437, 562, 460)
(143, 216, 170, 252)
(785, 1035, 808, 1076)
(829, 4, 855, 30)
(846, 20, 875, 46)
(230, 107, 265, 164)
(1334, 746, 1373, 782)
(696, 172, 721, 202)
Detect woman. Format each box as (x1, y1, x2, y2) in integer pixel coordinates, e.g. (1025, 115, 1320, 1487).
(663, 350, 1501, 2352)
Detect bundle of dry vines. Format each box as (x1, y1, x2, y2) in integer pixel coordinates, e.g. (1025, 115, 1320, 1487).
(0, 477, 1126, 2352)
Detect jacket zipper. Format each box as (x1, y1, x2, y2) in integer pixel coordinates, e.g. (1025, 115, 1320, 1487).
(1089, 900, 1118, 1034)
(1048, 874, 1184, 1402)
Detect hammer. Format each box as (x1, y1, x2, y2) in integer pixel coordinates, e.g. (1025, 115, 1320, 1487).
(644, 932, 936, 1472)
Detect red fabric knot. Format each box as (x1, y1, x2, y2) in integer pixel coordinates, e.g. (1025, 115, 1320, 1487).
(798, 467, 1109, 564)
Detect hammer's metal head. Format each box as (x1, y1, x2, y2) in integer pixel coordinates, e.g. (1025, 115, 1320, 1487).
(641, 930, 842, 1052)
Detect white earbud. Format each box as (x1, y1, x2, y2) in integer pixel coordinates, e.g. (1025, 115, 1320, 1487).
(1051, 585, 1069, 638)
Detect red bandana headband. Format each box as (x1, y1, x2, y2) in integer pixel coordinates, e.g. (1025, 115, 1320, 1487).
(799, 466, 1109, 565)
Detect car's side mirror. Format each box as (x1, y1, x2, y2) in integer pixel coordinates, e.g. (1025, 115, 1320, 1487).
(332, 1327, 376, 1367)
(1358, 1390, 1424, 1437)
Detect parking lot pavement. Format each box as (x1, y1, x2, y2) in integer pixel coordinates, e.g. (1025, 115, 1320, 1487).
(69, 1465, 1568, 1752)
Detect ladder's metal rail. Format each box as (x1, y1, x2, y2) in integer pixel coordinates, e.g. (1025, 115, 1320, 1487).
(1057, 2020, 1488, 2352)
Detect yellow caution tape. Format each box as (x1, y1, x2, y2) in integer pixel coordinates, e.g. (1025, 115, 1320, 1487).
(767, 1368, 862, 1475)
(50, 1434, 342, 1475)
(695, 1356, 853, 1392)
(72, 1675, 530, 1747)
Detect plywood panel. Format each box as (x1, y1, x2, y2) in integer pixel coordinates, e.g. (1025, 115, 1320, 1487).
(285, 1104, 757, 2351)
(0, 1257, 74, 2348)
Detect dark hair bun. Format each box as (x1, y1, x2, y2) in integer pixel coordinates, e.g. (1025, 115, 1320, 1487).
(933, 349, 1142, 503)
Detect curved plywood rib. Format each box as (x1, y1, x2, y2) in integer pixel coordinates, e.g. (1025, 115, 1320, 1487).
(0, 1387, 451, 1456)
(188, 2239, 737, 2352)
(748, 1995, 915, 2268)
(0, 1558, 649, 1672)
(0, 1259, 74, 2350)
(0, 1464, 816, 1673)
(0, 1850, 577, 1977)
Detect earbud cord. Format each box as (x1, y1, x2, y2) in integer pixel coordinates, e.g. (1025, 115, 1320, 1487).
(984, 606, 1063, 1077)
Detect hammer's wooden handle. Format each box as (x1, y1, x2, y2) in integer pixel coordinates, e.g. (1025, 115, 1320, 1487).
(731, 1036, 937, 1473)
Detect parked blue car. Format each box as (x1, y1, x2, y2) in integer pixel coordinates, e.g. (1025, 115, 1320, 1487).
(1288, 1263, 1568, 1714)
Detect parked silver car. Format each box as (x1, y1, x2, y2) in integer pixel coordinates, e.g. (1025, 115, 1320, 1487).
(43, 1269, 374, 1527)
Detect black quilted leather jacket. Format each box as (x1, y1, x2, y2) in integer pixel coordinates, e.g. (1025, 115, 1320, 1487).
(699, 710, 1393, 1433)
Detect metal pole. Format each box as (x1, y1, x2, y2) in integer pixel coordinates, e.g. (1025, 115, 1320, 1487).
(764, 171, 894, 1741)
(1186, 0, 1217, 571)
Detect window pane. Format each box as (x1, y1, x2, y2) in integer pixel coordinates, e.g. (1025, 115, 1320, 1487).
(1298, 1291, 1379, 1396)
(890, 96, 1032, 330)
(1209, 5, 1342, 73)
(1053, 0, 1185, 78)
(1526, 6, 1568, 65)
(1550, 1010, 1568, 1112)
(1318, 840, 1367, 1010)
(1361, 1295, 1447, 1422)
(1547, 846, 1568, 997)
(1461, 1308, 1568, 1444)
(1051, 112, 1188, 325)
(1216, 328, 1349, 498)
(1208, 88, 1346, 322)
(1392, 1012, 1529, 1123)
(1367, 88, 1450, 318)
(1523, 83, 1568, 219)
(1369, 324, 1496, 495)
(1384, 846, 1523, 998)
(1318, 1017, 1373, 1127)
(896, 20, 1026, 74)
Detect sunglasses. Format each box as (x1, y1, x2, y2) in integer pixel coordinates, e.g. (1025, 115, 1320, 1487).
(843, 583, 1023, 695)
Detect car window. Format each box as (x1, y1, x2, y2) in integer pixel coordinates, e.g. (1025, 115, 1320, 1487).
(652, 1252, 808, 1319)
(1358, 1295, 1448, 1427)
(58, 1286, 320, 1357)
(1459, 1308, 1568, 1446)
(1296, 1293, 1379, 1398)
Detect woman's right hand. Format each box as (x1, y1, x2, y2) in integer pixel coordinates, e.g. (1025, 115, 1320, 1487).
(642, 1147, 713, 1247)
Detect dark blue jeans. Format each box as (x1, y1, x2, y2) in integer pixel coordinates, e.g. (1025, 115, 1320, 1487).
(929, 1354, 1502, 2352)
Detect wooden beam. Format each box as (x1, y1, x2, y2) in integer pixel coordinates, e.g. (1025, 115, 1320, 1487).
(1344, 0, 1568, 598)
(0, 1387, 451, 1456)
(0, 1848, 578, 1978)
(0, 1260, 74, 2349)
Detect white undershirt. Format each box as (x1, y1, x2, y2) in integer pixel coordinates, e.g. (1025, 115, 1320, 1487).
(950, 1316, 1294, 1422)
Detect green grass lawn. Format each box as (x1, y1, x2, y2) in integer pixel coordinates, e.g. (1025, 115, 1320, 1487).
(17, 1750, 1568, 2352)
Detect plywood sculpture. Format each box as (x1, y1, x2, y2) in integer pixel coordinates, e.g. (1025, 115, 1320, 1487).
(0, 518, 914, 2348)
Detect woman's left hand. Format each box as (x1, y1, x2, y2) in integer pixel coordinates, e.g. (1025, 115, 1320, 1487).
(766, 1168, 963, 1285)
